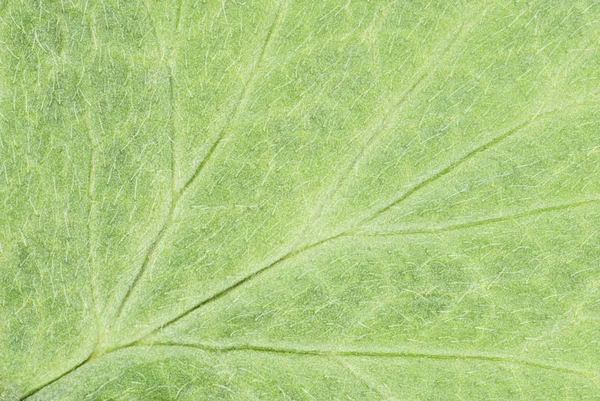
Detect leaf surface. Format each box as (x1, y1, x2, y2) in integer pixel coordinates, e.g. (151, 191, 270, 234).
(1, 0, 600, 400)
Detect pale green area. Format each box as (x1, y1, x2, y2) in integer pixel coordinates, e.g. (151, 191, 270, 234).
(0, 0, 599, 399)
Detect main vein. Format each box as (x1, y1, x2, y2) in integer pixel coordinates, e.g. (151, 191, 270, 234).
(21, 340, 599, 400)
(23, 340, 599, 401)
(144, 341, 600, 380)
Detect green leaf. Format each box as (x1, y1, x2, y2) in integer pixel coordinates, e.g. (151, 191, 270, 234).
(1, 0, 600, 399)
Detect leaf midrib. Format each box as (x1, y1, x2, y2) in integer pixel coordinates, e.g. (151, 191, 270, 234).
(18, 339, 600, 401)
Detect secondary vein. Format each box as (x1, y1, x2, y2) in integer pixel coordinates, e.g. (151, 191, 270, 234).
(127, 99, 597, 343)
(110, 0, 289, 330)
(362, 99, 597, 225)
(178, 0, 288, 196)
(348, 197, 600, 237)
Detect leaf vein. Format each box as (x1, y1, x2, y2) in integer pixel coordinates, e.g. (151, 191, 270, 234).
(178, 0, 288, 197)
(138, 342, 600, 380)
(110, 0, 289, 332)
(333, 356, 390, 399)
(24, 341, 599, 400)
(362, 99, 597, 225)
(19, 351, 95, 401)
(122, 233, 346, 346)
(130, 101, 597, 341)
(350, 197, 600, 237)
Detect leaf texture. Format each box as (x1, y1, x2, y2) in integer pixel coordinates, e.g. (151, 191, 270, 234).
(1, 0, 600, 400)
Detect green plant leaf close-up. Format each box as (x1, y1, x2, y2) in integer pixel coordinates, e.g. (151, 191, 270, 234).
(2, 0, 600, 399)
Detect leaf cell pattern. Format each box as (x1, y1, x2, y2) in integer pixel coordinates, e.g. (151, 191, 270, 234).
(1, 0, 600, 400)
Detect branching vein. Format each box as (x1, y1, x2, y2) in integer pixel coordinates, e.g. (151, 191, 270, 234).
(21, 341, 600, 400)
(178, 0, 288, 197)
(140, 342, 599, 380)
(127, 99, 597, 342)
(111, 0, 289, 327)
(16, 4, 600, 400)
(362, 99, 597, 225)
(349, 197, 600, 237)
